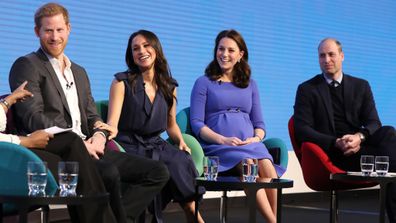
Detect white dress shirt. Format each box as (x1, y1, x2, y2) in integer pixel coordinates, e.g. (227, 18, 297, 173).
(44, 51, 86, 139)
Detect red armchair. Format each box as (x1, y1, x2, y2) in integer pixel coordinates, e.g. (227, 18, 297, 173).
(288, 116, 377, 223)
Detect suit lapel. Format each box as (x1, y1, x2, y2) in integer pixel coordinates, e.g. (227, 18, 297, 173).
(70, 64, 89, 134)
(316, 76, 336, 132)
(35, 49, 71, 116)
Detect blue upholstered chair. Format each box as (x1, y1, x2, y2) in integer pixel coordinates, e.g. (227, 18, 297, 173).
(0, 142, 58, 215)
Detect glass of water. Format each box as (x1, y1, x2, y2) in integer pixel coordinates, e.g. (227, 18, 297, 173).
(375, 156, 389, 176)
(27, 161, 47, 196)
(58, 161, 79, 196)
(243, 158, 259, 182)
(360, 155, 375, 176)
(203, 156, 219, 181)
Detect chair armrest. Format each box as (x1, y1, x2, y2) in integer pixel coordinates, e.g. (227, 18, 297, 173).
(301, 142, 345, 174)
(0, 142, 58, 194)
(167, 134, 204, 176)
(263, 138, 289, 171)
(107, 139, 126, 153)
(0, 142, 58, 214)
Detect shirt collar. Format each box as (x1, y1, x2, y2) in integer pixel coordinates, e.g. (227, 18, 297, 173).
(42, 48, 71, 69)
(323, 73, 343, 86)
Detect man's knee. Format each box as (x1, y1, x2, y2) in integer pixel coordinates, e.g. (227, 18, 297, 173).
(148, 161, 170, 185)
(97, 162, 121, 189)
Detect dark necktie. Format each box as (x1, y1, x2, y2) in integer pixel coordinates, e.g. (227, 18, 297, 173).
(330, 80, 338, 88)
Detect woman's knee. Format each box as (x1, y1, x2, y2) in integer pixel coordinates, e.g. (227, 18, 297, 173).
(258, 159, 277, 177)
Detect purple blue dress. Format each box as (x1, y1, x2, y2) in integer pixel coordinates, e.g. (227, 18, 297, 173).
(190, 75, 285, 176)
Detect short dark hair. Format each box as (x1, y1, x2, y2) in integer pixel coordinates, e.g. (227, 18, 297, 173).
(318, 38, 343, 52)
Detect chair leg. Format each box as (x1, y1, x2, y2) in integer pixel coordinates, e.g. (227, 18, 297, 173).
(330, 190, 338, 223)
(137, 210, 146, 223)
(220, 191, 228, 223)
(41, 206, 49, 223)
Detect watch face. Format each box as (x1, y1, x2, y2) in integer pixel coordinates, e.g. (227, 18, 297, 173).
(360, 133, 365, 141)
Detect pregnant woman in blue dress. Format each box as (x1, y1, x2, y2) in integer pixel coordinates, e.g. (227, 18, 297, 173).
(190, 29, 285, 223)
(106, 30, 204, 223)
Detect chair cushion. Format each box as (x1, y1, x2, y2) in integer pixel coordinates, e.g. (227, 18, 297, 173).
(106, 140, 126, 153)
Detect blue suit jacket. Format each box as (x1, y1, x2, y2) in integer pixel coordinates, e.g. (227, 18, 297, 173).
(293, 74, 381, 152)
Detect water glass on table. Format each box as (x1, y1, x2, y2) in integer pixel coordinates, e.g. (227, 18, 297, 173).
(203, 156, 219, 181)
(27, 161, 48, 196)
(243, 158, 259, 182)
(360, 155, 374, 176)
(375, 156, 389, 176)
(58, 161, 79, 196)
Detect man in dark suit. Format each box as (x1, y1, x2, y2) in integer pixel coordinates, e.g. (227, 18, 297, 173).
(294, 38, 396, 222)
(9, 3, 169, 223)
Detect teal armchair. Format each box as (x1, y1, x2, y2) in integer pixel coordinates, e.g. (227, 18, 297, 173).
(0, 142, 58, 214)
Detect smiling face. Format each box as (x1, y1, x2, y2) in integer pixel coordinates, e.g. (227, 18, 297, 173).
(131, 34, 157, 72)
(216, 37, 244, 75)
(35, 13, 70, 59)
(318, 39, 344, 80)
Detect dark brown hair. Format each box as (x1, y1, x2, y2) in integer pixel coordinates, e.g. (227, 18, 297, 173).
(205, 29, 251, 88)
(125, 30, 175, 112)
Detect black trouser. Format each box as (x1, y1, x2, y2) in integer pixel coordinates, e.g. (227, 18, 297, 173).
(31, 132, 117, 223)
(32, 132, 170, 223)
(330, 126, 396, 223)
(96, 149, 170, 223)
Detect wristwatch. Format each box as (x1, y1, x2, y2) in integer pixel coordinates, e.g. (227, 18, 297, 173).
(358, 132, 366, 143)
(0, 98, 10, 109)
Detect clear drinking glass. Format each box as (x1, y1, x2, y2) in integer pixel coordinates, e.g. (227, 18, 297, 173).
(375, 156, 389, 176)
(58, 161, 79, 196)
(209, 156, 219, 181)
(243, 158, 258, 182)
(203, 156, 219, 181)
(27, 161, 47, 196)
(360, 155, 375, 176)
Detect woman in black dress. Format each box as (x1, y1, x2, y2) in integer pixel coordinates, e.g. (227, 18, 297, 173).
(106, 30, 204, 223)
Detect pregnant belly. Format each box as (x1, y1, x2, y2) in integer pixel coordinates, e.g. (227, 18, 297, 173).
(207, 112, 254, 139)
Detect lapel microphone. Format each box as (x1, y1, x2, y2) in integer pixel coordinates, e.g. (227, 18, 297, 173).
(66, 82, 74, 90)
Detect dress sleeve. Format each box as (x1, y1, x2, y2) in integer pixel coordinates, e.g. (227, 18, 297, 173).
(0, 106, 6, 132)
(190, 76, 207, 137)
(249, 80, 266, 131)
(0, 106, 21, 145)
